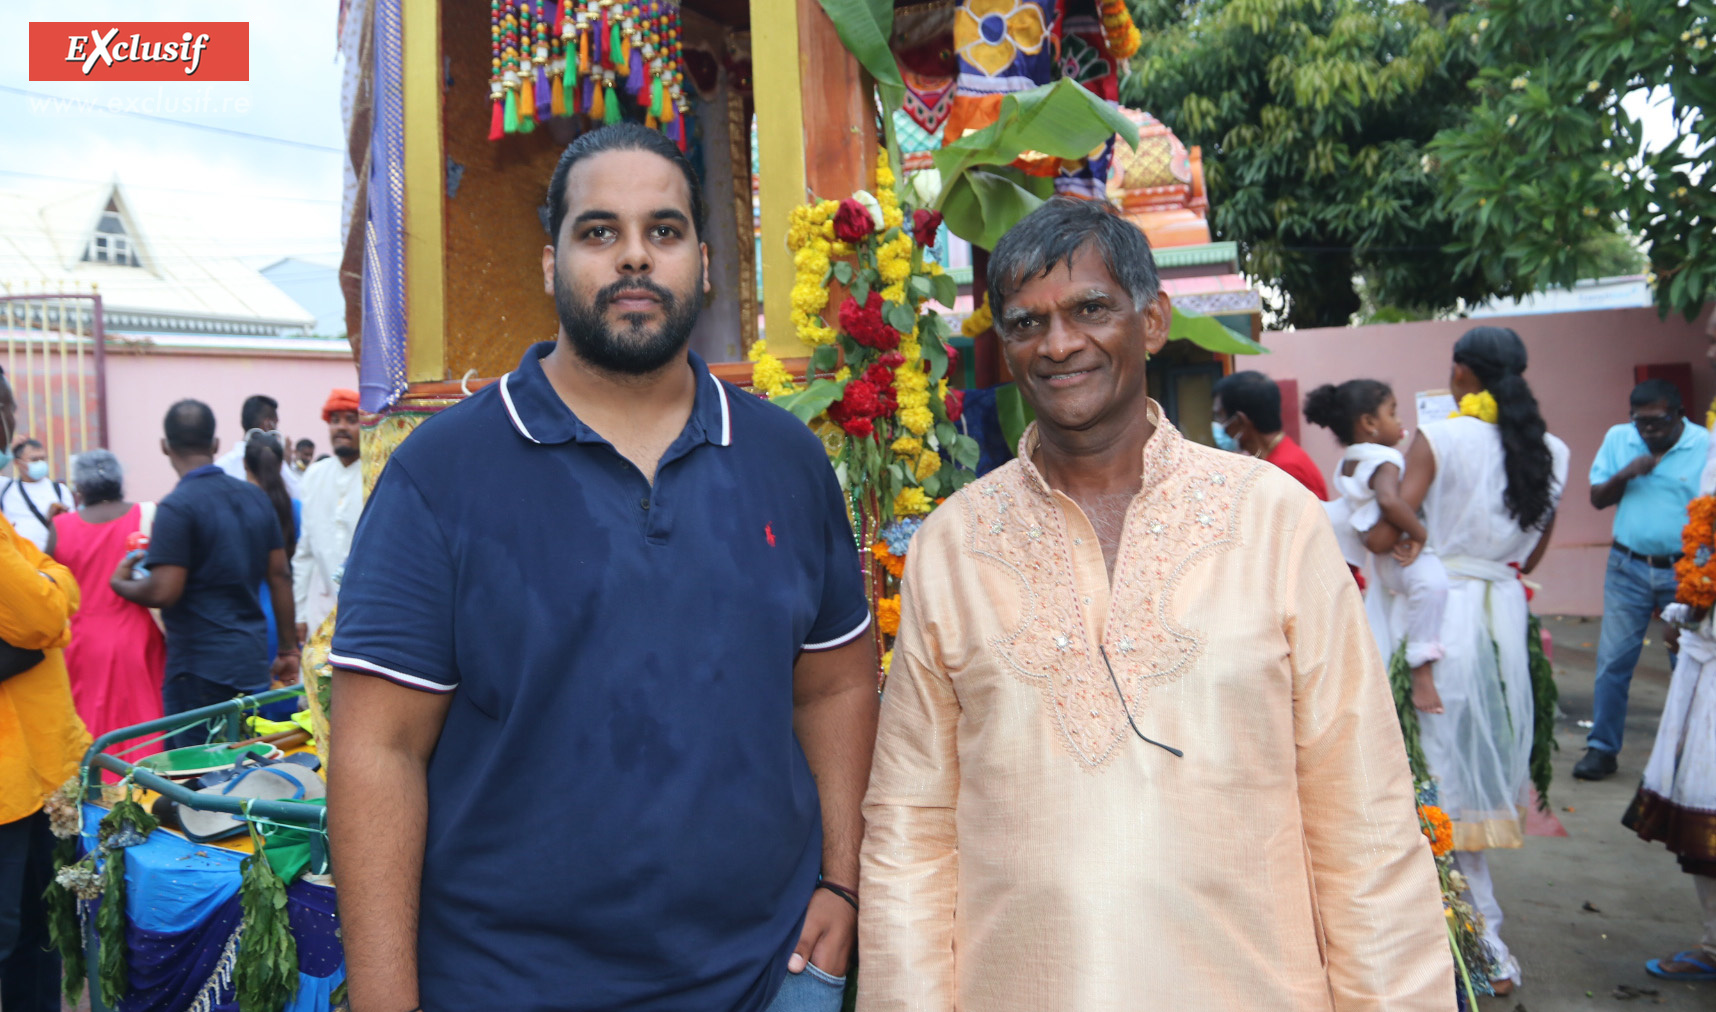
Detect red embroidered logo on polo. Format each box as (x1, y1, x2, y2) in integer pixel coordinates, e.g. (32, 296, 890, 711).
(765, 523, 776, 547)
(28, 23, 250, 81)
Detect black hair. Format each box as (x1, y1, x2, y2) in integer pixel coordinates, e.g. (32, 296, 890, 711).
(240, 394, 279, 432)
(1453, 326, 1556, 531)
(12, 437, 43, 457)
(544, 123, 705, 247)
(244, 430, 296, 557)
(1631, 378, 1683, 414)
(164, 399, 217, 453)
(1304, 379, 1394, 446)
(1211, 371, 1283, 434)
(295, 438, 315, 452)
(987, 196, 1160, 325)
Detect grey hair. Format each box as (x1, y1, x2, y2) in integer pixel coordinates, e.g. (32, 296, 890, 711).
(71, 449, 123, 505)
(986, 196, 1161, 328)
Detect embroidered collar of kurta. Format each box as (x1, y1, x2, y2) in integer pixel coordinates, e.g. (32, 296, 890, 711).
(961, 400, 1266, 768)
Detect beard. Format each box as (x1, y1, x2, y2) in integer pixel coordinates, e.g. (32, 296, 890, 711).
(554, 267, 702, 376)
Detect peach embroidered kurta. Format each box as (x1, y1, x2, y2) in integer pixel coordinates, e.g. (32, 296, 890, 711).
(859, 409, 1453, 1012)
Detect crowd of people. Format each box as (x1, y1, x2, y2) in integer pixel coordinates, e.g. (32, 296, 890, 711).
(0, 379, 363, 1011)
(1, 121, 1712, 1011)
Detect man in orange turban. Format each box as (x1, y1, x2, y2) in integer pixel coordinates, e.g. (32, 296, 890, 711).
(292, 388, 363, 645)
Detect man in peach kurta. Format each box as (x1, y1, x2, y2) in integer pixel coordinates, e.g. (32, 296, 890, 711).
(858, 198, 1453, 1012)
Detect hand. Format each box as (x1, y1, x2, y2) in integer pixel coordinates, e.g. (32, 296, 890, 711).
(1410, 665, 1444, 715)
(1663, 623, 1682, 655)
(1624, 452, 1661, 479)
(111, 549, 144, 583)
(47, 502, 69, 519)
(1392, 537, 1424, 566)
(295, 623, 309, 647)
(271, 652, 301, 686)
(788, 888, 857, 978)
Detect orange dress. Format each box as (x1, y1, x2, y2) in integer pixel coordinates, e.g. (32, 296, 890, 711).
(52, 505, 165, 760)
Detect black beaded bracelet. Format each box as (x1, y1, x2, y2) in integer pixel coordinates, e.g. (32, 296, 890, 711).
(817, 880, 859, 911)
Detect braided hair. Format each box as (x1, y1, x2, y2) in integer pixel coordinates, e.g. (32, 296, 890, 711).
(1452, 327, 1557, 531)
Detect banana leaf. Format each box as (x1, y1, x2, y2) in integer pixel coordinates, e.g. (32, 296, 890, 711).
(1169, 306, 1267, 355)
(815, 0, 903, 110)
(995, 382, 1035, 455)
(932, 80, 1139, 248)
(939, 167, 1056, 252)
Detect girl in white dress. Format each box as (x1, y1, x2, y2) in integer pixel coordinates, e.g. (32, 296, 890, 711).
(1305, 380, 1450, 713)
(1365, 327, 1569, 995)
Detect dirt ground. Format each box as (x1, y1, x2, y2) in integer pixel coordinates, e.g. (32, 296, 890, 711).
(1474, 615, 1713, 1011)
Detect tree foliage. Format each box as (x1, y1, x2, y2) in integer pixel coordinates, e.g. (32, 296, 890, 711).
(1125, 0, 1502, 327)
(1429, 0, 1714, 319)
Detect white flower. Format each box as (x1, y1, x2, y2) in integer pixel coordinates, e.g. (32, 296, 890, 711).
(1506, 113, 1519, 127)
(1587, 80, 1601, 92)
(1697, 37, 1709, 50)
(1477, 17, 1489, 29)
(852, 190, 886, 233)
(909, 169, 943, 209)
(1510, 76, 1528, 90)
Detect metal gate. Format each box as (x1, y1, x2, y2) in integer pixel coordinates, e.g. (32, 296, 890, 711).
(0, 289, 109, 479)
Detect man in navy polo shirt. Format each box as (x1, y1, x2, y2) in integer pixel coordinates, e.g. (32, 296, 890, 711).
(328, 124, 878, 1012)
(112, 399, 298, 749)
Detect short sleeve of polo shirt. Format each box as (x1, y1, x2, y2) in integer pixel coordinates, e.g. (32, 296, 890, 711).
(144, 497, 196, 569)
(328, 459, 459, 692)
(801, 450, 872, 652)
(1589, 424, 1631, 486)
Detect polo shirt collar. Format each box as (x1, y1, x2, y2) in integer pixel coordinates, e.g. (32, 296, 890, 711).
(498, 340, 732, 448)
(180, 463, 224, 482)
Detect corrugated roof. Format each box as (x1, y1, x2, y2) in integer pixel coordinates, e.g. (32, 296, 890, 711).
(0, 182, 316, 333)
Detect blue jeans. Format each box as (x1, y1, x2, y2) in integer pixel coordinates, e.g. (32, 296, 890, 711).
(1588, 547, 1681, 754)
(764, 964, 848, 1012)
(163, 672, 257, 750)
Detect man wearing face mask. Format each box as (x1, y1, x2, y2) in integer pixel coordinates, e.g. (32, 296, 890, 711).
(1, 439, 75, 551)
(1211, 370, 1328, 500)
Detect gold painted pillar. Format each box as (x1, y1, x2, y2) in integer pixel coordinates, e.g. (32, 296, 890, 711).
(749, 0, 810, 358)
(403, 0, 447, 382)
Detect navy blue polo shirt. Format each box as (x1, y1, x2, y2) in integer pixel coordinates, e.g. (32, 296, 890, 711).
(330, 342, 870, 1012)
(145, 464, 282, 690)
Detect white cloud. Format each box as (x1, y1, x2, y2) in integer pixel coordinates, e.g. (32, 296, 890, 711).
(1, 1, 346, 260)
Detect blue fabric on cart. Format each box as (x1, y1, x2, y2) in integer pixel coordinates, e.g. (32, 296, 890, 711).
(79, 803, 345, 1012)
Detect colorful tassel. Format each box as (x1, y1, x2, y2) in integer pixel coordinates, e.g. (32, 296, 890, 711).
(593, 10, 605, 66)
(675, 113, 687, 151)
(649, 75, 664, 120)
(661, 91, 675, 123)
(627, 48, 644, 95)
(590, 78, 606, 120)
(610, 21, 623, 70)
(519, 73, 535, 122)
(489, 96, 506, 140)
(578, 29, 590, 74)
(551, 75, 566, 116)
(536, 65, 552, 118)
(603, 81, 622, 124)
(645, 112, 658, 128)
(582, 75, 595, 112)
(503, 88, 519, 134)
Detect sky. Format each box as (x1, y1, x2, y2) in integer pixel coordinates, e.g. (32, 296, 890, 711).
(1, 1, 347, 268)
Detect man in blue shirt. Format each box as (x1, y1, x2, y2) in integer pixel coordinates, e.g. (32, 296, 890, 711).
(112, 400, 298, 748)
(1576, 379, 1710, 780)
(327, 124, 877, 1012)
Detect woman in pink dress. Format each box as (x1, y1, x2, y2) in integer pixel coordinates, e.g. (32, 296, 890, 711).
(47, 449, 165, 760)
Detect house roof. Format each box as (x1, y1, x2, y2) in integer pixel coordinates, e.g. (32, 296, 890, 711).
(0, 182, 317, 335)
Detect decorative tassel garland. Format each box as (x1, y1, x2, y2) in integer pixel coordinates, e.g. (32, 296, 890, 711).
(609, 19, 623, 71)
(578, 28, 590, 74)
(536, 63, 552, 121)
(589, 77, 605, 120)
(649, 75, 664, 120)
(675, 111, 687, 151)
(519, 73, 535, 125)
(627, 48, 644, 94)
(503, 87, 519, 133)
(550, 75, 566, 116)
(489, 91, 506, 140)
(603, 77, 622, 125)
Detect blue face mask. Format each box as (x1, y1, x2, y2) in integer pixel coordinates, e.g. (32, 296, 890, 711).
(1212, 419, 1240, 452)
(25, 459, 47, 481)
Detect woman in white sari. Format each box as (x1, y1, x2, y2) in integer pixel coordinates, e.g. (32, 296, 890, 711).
(1366, 326, 1569, 994)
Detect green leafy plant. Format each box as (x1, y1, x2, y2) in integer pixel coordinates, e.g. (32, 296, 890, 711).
(43, 837, 86, 1005)
(235, 821, 300, 1012)
(1429, 0, 1714, 320)
(95, 796, 157, 1009)
(1527, 614, 1558, 812)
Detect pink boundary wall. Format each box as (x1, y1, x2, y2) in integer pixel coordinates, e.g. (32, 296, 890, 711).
(1259, 305, 1716, 616)
(104, 347, 359, 504)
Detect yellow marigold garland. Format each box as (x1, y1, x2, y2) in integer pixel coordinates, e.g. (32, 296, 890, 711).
(893, 487, 932, 516)
(876, 595, 902, 636)
(1418, 804, 1454, 857)
(1449, 390, 1499, 424)
(962, 294, 993, 337)
(1675, 496, 1716, 609)
(871, 540, 906, 579)
(747, 339, 797, 398)
(787, 201, 839, 346)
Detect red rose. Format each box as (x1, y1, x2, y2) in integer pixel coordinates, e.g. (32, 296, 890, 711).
(839, 417, 874, 439)
(944, 389, 965, 423)
(830, 378, 882, 423)
(863, 363, 899, 413)
(833, 198, 876, 243)
(878, 352, 906, 369)
(944, 342, 959, 378)
(837, 291, 901, 351)
(912, 208, 943, 248)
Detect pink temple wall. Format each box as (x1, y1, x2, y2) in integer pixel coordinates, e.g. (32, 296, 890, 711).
(1256, 305, 1716, 616)
(103, 348, 359, 503)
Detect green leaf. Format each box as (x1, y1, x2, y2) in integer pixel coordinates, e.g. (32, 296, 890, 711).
(951, 433, 982, 470)
(850, 273, 870, 305)
(934, 421, 957, 450)
(920, 471, 943, 498)
(832, 260, 854, 285)
(814, 0, 904, 110)
(1170, 306, 1267, 355)
(923, 334, 949, 383)
(809, 344, 840, 375)
(884, 301, 917, 334)
(770, 378, 845, 422)
(995, 383, 1035, 456)
(933, 80, 1139, 203)
(939, 167, 1055, 250)
(931, 271, 960, 308)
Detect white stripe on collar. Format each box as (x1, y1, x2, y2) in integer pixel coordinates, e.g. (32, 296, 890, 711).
(499, 373, 542, 444)
(711, 371, 732, 446)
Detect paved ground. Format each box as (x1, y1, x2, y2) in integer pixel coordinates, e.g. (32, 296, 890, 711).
(1476, 615, 1713, 1011)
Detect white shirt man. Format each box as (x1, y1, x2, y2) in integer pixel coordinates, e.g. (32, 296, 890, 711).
(1, 441, 74, 550)
(291, 390, 363, 639)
